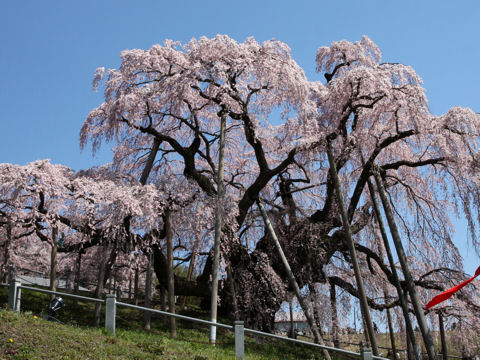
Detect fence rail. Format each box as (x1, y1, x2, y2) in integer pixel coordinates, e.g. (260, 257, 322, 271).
(19, 285, 105, 303)
(4, 279, 390, 360)
(116, 301, 232, 329)
(244, 328, 370, 357)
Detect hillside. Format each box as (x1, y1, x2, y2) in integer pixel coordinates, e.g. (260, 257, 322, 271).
(0, 308, 332, 360)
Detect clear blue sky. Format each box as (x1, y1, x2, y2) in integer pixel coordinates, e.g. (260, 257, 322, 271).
(1, 0, 479, 271)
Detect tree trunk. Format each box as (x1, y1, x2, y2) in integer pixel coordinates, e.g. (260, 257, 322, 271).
(50, 227, 58, 300)
(326, 142, 378, 355)
(2, 220, 12, 283)
(139, 138, 161, 185)
(138, 137, 161, 328)
(226, 265, 239, 320)
(311, 286, 327, 344)
(210, 112, 226, 345)
(439, 312, 448, 360)
(407, 330, 415, 360)
(113, 269, 117, 296)
(73, 251, 82, 309)
(179, 237, 198, 312)
(354, 303, 357, 333)
(143, 252, 153, 330)
(373, 169, 437, 360)
(134, 267, 139, 305)
(103, 247, 117, 288)
(94, 245, 108, 327)
(165, 208, 177, 337)
(386, 305, 398, 360)
(329, 281, 341, 348)
(362, 313, 370, 346)
(367, 177, 421, 359)
(128, 271, 132, 301)
(257, 199, 332, 360)
(160, 287, 167, 311)
(289, 296, 295, 339)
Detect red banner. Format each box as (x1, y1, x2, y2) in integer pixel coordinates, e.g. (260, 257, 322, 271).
(426, 265, 480, 310)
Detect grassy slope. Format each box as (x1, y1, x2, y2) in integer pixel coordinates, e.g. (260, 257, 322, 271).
(2, 286, 468, 359)
(0, 288, 327, 359)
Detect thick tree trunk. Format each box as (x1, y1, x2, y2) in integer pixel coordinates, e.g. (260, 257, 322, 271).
(310, 286, 328, 344)
(373, 169, 437, 360)
(258, 199, 332, 360)
(226, 265, 239, 320)
(165, 208, 176, 337)
(210, 112, 226, 345)
(94, 245, 108, 327)
(160, 287, 167, 311)
(326, 143, 378, 355)
(50, 227, 58, 300)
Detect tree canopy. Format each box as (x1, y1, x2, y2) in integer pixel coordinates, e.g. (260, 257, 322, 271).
(2, 35, 480, 354)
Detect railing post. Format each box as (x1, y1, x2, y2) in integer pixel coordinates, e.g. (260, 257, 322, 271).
(105, 294, 116, 336)
(234, 321, 244, 359)
(8, 279, 21, 311)
(362, 347, 373, 360)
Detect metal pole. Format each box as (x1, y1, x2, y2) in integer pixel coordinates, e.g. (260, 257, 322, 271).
(363, 347, 373, 360)
(234, 321, 245, 359)
(105, 294, 116, 336)
(8, 279, 21, 311)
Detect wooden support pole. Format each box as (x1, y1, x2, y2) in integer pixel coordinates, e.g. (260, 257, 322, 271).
(165, 208, 177, 337)
(367, 178, 421, 360)
(373, 169, 436, 360)
(257, 199, 331, 360)
(326, 142, 378, 355)
(210, 112, 227, 345)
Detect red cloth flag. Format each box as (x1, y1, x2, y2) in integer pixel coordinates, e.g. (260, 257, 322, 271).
(426, 265, 480, 310)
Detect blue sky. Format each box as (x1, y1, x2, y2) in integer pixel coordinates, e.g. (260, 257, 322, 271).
(1, 0, 479, 271)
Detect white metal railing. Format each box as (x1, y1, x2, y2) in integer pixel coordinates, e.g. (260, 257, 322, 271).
(4, 280, 390, 360)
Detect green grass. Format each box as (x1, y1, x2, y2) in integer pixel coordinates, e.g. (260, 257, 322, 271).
(0, 287, 331, 359)
(1, 286, 474, 359)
